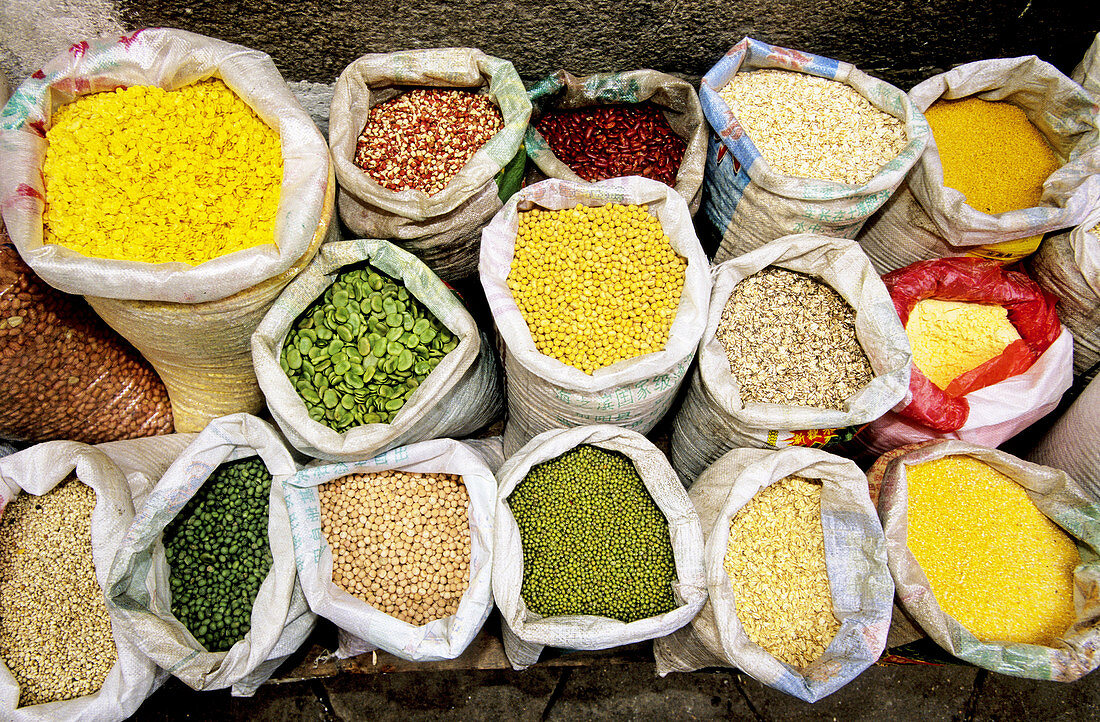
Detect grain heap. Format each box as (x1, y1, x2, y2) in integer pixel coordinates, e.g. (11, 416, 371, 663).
(904, 299, 1021, 390)
(717, 69, 907, 185)
(319, 471, 471, 626)
(507, 204, 687, 375)
(724, 476, 840, 668)
(715, 267, 873, 408)
(0, 479, 117, 705)
(42, 79, 282, 265)
(923, 98, 1061, 215)
(906, 455, 1078, 646)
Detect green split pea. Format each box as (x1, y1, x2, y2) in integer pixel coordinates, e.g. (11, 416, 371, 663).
(279, 263, 458, 432)
(164, 457, 273, 653)
(508, 445, 679, 623)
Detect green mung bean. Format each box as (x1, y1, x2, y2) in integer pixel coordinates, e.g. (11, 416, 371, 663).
(508, 445, 678, 623)
(280, 263, 457, 432)
(164, 457, 273, 653)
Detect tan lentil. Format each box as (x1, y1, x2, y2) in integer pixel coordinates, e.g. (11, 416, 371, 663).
(0, 478, 117, 706)
(724, 476, 840, 669)
(718, 69, 908, 185)
(319, 471, 471, 626)
(716, 267, 873, 409)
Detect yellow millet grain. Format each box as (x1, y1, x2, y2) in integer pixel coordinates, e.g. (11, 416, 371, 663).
(42, 78, 283, 265)
(507, 204, 687, 375)
(905, 299, 1021, 391)
(906, 455, 1079, 646)
(724, 476, 840, 669)
(924, 98, 1060, 216)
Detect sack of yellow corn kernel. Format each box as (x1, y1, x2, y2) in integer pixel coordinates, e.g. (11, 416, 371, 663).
(1027, 191, 1100, 383)
(0, 29, 334, 434)
(493, 425, 707, 670)
(669, 235, 912, 487)
(106, 414, 316, 697)
(857, 56, 1100, 272)
(480, 176, 711, 457)
(700, 37, 930, 262)
(857, 257, 1073, 456)
(876, 440, 1100, 681)
(0, 440, 171, 720)
(1029, 376, 1100, 496)
(252, 238, 502, 462)
(330, 48, 531, 281)
(282, 438, 496, 661)
(655, 446, 892, 702)
(525, 69, 707, 214)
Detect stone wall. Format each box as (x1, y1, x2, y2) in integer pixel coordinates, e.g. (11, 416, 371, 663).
(2, 0, 1096, 90)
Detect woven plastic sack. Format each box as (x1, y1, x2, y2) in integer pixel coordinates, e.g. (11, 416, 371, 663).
(877, 440, 1100, 681)
(1072, 32, 1100, 99)
(857, 56, 1100, 272)
(525, 69, 707, 213)
(253, 238, 502, 462)
(1029, 375, 1099, 497)
(493, 425, 707, 669)
(105, 414, 316, 696)
(669, 235, 911, 486)
(0, 441, 165, 721)
(0, 28, 334, 433)
(655, 446, 892, 702)
(283, 438, 496, 660)
(1027, 190, 1100, 382)
(330, 48, 531, 281)
(480, 176, 711, 456)
(0, 237, 174, 443)
(699, 37, 929, 263)
(857, 259, 1074, 456)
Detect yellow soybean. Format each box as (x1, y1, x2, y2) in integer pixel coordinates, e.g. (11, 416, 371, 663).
(507, 204, 686, 375)
(42, 78, 282, 265)
(924, 97, 1060, 216)
(906, 455, 1078, 647)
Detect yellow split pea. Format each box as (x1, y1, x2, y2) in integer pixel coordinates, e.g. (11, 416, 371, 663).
(507, 204, 687, 375)
(42, 78, 283, 265)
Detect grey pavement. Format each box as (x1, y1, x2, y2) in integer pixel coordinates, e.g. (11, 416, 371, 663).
(130, 659, 1098, 721)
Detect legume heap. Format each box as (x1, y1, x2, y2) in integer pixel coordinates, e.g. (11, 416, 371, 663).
(42, 78, 282, 265)
(354, 88, 504, 195)
(508, 204, 686, 375)
(509, 445, 678, 623)
(718, 69, 907, 185)
(535, 103, 687, 187)
(320, 471, 471, 626)
(905, 455, 1078, 646)
(280, 264, 457, 431)
(724, 476, 840, 669)
(0, 478, 117, 706)
(164, 457, 274, 653)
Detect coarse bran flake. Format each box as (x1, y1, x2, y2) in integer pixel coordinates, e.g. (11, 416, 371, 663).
(715, 267, 873, 409)
(718, 69, 907, 185)
(724, 476, 840, 669)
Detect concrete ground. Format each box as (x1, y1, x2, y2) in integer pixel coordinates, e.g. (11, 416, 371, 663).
(130, 658, 1099, 721)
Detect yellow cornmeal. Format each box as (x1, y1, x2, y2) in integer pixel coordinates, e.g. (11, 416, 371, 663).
(924, 98, 1060, 215)
(905, 299, 1021, 391)
(906, 455, 1078, 646)
(42, 78, 282, 265)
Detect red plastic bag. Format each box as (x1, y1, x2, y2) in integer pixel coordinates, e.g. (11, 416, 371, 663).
(884, 257, 1060, 432)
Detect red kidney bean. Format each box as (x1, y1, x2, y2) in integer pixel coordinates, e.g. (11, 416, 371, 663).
(534, 102, 686, 187)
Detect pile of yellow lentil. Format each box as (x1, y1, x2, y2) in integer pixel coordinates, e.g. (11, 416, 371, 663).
(42, 78, 283, 265)
(507, 204, 687, 375)
(0, 478, 117, 706)
(924, 97, 1060, 215)
(905, 299, 1021, 391)
(724, 476, 840, 669)
(906, 455, 1078, 646)
(319, 470, 471, 626)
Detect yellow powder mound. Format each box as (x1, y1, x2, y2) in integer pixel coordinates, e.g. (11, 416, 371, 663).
(905, 299, 1021, 391)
